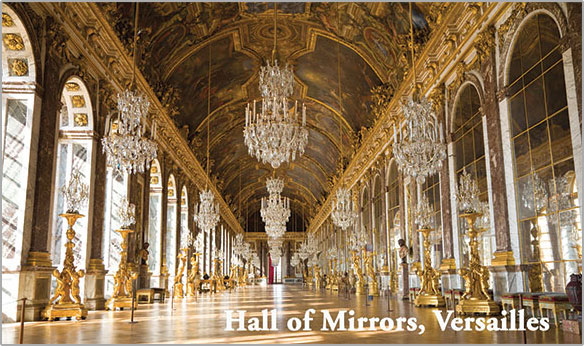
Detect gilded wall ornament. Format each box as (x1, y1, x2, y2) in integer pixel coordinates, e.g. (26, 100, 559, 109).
(3, 33, 24, 50)
(8, 58, 28, 76)
(474, 25, 496, 64)
(65, 82, 80, 91)
(2, 13, 14, 27)
(73, 113, 88, 127)
(71, 95, 85, 108)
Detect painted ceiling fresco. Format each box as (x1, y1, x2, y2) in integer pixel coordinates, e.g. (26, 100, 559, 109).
(98, 2, 431, 231)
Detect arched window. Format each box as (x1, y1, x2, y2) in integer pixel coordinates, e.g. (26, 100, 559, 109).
(362, 186, 370, 240)
(50, 77, 95, 286)
(452, 84, 492, 265)
(421, 174, 441, 267)
(387, 161, 400, 265)
(166, 175, 177, 277)
(102, 167, 128, 294)
(2, 5, 38, 271)
(180, 185, 189, 246)
(373, 176, 383, 257)
(508, 13, 581, 290)
(147, 160, 162, 282)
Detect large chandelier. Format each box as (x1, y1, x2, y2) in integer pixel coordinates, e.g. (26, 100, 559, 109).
(330, 5, 357, 231)
(331, 186, 357, 231)
(194, 43, 220, 233)
(393, 97, 446, 184)
(243, 2, 308, 169)
(392, 4, 445, 185)
(102, 3, 157, 175)
(194, 189, 220, 232)
(260, 178, 290, 232)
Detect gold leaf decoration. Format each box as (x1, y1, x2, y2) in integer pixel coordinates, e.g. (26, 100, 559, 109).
(8, 58, 28, 76)
(65, 82, 80, 91)
(71, 95, 85, 108)
(3, 33, 24, 50)
(2, 13, 14, 27)
(73, 113, 88, 127)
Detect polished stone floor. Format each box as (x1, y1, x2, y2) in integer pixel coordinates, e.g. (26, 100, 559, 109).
(2, 285, 581, 344)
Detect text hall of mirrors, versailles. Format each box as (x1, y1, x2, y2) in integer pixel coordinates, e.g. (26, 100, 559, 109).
(1, 1, 583, 344)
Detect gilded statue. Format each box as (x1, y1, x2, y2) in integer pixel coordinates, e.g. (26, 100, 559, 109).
(187, 254, 200, 296)
(351, 251, 365, 295)
(106, 229, 138, 310)
(365, 252, 379, 296)
(174, 251, 187, 298)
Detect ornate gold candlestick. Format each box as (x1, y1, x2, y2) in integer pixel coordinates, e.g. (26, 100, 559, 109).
(365, 251, 380, 297)
(455, 212, 499, 315)
(413, 228, 445, 307)
(42, 213, 88, 321)
(106, 228, 138, 310)
(187, 253, 200, 296)
(173, 249, 187, 298)
(351, 250, 365, 295)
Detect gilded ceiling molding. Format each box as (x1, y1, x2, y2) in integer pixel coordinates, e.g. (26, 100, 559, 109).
(40, 2, 244, 234)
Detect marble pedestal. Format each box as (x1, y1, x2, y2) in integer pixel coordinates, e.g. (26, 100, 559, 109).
(85, 259, 107, 310)
(18, 252, 55, 321)
(138, 265, 151, 289)
(400, 263, 409, 300)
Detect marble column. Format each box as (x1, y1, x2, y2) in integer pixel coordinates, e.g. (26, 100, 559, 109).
(479, 26, 522, 300)
(85, 87, 108, 310)
(20, 40, 64, 320)
(432, 86, 457, 291)
(159, 158, 170, 294)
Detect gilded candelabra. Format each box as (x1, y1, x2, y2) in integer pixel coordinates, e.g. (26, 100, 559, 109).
(351, 250, 365, 295)
(413, 228, 445, 307)
(456, 212, 499, 315)
(42, 213, 88, 321)
(173, 249, 187, 298)
(187, 253, 200, 296)
(106, 228, 138, 310)
(365, 251, 380, 297)
(314, 264, 322, 289)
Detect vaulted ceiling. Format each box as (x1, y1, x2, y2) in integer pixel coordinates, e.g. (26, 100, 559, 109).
(98, 2, 431, 231)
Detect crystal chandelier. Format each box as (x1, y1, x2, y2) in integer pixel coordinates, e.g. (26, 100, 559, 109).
(329, 29, 358, 231)
(457, 169, 481, 214)
(349, 227, 368, 251)
(116, 196, 136, 229)
(61, 167, 89, 214)
(392, 97, 446, 184)
(243, 2, 308, 169)
(194, 43, 220, 233)
(102, 3, 157, 175)
(260, 177, 290, 237)
(415, 194, 435, 230)
(392, 4, 445, 185)
(194, 189, 220, 232)
(331, 187, 357, 230)
(521, 172, 548, 215)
